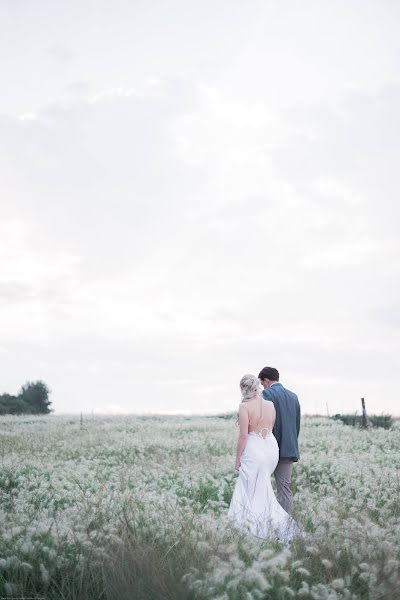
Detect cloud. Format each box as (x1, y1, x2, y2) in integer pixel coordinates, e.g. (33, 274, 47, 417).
(372, 302, 400, 329)
(65, 81, 92, 98)
(2, 82, 399, 356)
(46, 44, 75, 65)
(1, 1, 400, 415)
(0, 283, 35, 304)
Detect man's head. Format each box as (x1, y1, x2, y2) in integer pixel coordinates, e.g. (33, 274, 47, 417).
(258, 366, 279, 389)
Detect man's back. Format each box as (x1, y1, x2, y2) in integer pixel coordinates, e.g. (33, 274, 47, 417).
(262, 383, 300, 461)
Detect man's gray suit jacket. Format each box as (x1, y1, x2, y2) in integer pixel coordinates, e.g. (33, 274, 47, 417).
(262, 383, 301, 462)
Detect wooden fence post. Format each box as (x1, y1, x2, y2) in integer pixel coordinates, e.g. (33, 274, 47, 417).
(361, 397, 372, 428)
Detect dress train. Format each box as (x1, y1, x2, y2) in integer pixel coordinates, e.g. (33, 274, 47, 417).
(228, 430, 299, 543)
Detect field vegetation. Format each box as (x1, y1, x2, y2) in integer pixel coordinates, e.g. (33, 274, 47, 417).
(0, 414, 399, 599)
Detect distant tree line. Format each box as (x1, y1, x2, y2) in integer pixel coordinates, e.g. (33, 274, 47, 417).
(331, 413, 392, 429)
(0, 381, 52, 415)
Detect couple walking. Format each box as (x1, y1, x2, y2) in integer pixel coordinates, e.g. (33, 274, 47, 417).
(228, 367, 301, 543)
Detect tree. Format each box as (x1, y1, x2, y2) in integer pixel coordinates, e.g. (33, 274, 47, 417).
(0, 394, 31, 415)
(18, 381, 52, 414)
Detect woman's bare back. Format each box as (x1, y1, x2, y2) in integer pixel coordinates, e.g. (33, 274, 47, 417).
(246, 399, 276, 437)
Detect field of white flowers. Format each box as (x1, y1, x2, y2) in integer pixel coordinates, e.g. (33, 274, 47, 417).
(0, 414, 399, 600)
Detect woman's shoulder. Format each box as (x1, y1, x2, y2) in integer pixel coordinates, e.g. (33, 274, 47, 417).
(264, 399, 276, 412)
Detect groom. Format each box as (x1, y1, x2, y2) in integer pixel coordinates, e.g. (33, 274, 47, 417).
(258, 366, 300, 515)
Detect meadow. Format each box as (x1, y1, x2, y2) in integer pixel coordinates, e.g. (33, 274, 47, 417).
(0, 414, 399, 599)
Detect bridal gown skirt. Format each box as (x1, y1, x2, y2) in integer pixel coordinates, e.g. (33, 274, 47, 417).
(228, 432, 299, 543)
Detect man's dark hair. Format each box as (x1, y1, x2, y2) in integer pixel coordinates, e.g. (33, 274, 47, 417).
(258, 366, 279, 381)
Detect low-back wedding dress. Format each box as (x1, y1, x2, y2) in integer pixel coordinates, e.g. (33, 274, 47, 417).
(228, 376, 299, 544)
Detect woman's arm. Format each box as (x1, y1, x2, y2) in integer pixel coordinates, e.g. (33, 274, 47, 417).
(235, 404, 249, 470)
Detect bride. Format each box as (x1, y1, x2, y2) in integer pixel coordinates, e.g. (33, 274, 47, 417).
(228, 374, 299, 543)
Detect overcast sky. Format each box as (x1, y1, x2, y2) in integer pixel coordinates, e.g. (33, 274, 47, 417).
(1, 0, 399, 416)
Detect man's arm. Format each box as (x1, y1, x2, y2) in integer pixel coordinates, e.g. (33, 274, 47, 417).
(296, 399, 301, 436)
(262, 388, 270, 401)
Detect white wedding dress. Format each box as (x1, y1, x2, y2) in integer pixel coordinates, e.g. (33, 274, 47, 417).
(228, 426, 299, 543)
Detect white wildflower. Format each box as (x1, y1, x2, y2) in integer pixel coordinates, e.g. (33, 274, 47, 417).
(291, 559, 303, 569)
(4, 582, 17, 595)
(40, 562, 49, 584)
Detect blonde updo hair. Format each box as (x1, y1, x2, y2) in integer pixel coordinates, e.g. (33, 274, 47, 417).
(240, 374, 261, 402)
(236, 373, 263, 425)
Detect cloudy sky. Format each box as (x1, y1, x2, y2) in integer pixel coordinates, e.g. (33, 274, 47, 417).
(1, 0, 399, 416)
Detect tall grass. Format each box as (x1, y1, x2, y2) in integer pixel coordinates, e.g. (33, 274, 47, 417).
(0, 414, 399, 599)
